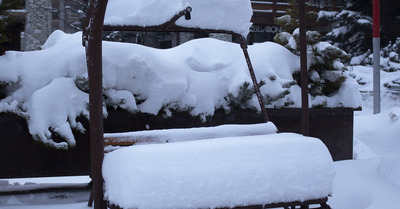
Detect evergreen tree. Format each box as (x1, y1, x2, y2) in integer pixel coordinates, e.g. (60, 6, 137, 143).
(348, 0, 400, 45)
(224, 78, 297, 110)
(320, 0, 400, 56)
(318, 9, 372, 57)
(274, 0, 350, 100)
(275, 0, 318, 34)
(274, 29, 349, 98)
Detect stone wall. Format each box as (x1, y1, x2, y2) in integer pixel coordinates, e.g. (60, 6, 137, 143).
(24, 0, 52, 51)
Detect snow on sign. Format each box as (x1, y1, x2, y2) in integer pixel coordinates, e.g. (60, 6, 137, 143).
(104, 0, 253, 37)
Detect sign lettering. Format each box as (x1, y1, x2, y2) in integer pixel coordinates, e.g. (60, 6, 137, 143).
(250, 25, 283, 33)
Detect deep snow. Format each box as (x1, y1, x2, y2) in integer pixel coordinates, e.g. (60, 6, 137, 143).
(0, 37, 399, 208)
(0, 31, 361, 149)
(1, 97, 400, 209)
(0, 23, 399, 209)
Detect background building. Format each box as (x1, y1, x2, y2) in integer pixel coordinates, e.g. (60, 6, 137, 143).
(1, 0, 345, 53)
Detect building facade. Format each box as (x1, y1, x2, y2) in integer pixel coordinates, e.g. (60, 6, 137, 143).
(2, 0, 345, 53)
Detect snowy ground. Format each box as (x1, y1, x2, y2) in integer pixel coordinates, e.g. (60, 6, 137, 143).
(1, 67, 400, 209)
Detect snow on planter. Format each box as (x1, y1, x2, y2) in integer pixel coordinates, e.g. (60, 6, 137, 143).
(103, 133, 335, 209)
(0, 31, 361, 148)
(104, 0, 253, 37)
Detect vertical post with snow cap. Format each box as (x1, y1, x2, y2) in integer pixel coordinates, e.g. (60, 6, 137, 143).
(299, 0, 309, 136)
(373, 0, 381, 114)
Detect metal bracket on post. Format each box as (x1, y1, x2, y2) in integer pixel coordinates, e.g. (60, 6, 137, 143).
(238, 36, 269, 122)
(165, 6, 192, 29)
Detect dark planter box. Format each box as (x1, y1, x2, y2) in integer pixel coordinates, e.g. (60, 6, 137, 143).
(268, 108, 354, 162)
(0, 108, 354, 178)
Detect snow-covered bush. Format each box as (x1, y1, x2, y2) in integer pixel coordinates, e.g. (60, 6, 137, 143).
(379, 38, 400, 72)
(351, 38, 400, 72)
(274, 29, 350, 101)
(350, 38, 400, 91)
(0, 31, 361, 149)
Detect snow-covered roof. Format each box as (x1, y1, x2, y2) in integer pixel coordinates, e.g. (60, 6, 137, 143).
(103, 133, 335, 209)
(104, 0, 253, 37)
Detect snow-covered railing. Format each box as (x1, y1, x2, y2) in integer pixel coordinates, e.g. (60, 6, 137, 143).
(103, 123, 277, 149)
(103, 0, 253, 37)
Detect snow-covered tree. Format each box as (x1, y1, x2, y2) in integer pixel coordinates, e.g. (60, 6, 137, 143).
(347, 0, 400, 45)
(224, 78, 296, 110)
(319, 0, 400, 57)
(274, 0, 317, 34)
(274, 29, 349, 99)
(351, 37, 400, 71)
(318, 9, 372, 57)
(381, 38, 400, 72)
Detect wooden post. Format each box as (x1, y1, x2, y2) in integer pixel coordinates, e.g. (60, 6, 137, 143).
(84, 0, 108, 208)
(299, 0, 309, 136)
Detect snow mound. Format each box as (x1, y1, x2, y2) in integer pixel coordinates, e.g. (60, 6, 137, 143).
(0, 31, 361, 148)
(330, 158, 400, 209)
(27, 77, 89, 149)
(354, 107, 400, 157)
(104, 0, 253, 37)
(103, 133, 335, 209)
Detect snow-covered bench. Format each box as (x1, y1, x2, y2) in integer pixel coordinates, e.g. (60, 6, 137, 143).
(100, 124, 334, 209)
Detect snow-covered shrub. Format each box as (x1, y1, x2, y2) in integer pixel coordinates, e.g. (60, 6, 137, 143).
(350, 38, 400, 91)
(351, 38, 400, 72)
(381, 38, 400, 72)
(0, 31, 361, 149)
(274, 29, 350, 100)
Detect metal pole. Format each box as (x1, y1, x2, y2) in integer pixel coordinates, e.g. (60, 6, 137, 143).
(373, 0, 381, 114)
(239, 36, 269, 122)
(299, 0, 309, 136)
(84, 0, 108, 208)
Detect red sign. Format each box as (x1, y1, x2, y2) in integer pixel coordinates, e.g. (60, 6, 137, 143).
(373, 0, 380, 38)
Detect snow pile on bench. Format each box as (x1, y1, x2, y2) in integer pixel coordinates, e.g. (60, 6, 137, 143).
(104, 122, 277, 146)
(104, 0, 253, 36)
(103, 133, 335, 209)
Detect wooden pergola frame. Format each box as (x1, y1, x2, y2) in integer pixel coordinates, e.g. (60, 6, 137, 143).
(82, 0, 309, 208)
